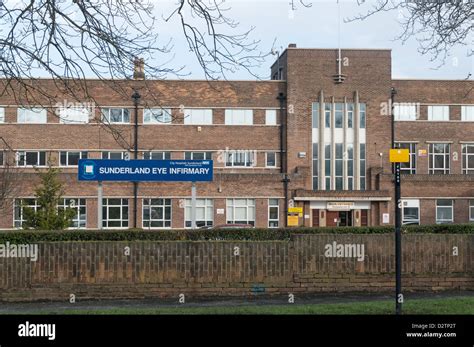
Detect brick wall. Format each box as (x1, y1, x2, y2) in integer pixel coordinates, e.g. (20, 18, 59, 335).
(0, 234, 472, 301)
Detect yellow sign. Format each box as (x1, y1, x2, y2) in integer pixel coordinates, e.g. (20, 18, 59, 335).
(288, 207, 303, 213)
(389, 149, 410, 163)
(287, 215, 299, 226)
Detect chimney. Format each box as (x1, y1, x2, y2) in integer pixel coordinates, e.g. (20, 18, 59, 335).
(133, 57, 145, 80)
(288, 43, 297, 48)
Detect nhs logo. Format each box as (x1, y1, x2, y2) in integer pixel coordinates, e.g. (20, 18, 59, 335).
(81, 160, 96, 179)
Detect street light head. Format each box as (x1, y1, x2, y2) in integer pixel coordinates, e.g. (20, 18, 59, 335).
(131, 90, 141, 102)
(391, 87, 397, 96)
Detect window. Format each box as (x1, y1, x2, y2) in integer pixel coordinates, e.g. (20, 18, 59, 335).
(470, 200, 474, 222)
(347, 144, 354, 190)
(0, 107, 4, 123)
(58, 198, 86, 228)
(428, 105, 449, 121)
(325, 143, 331, 190)
(101, 108, 130, 124)
(185, 152, 212, 160)
(226, 198, 255, 226)
(360, 143, 366, 190)
(102, 198, 128, 228)
(335, 103, 343, 128)
(312, 143, 318, 190)
(311, 103, 319, 128)
(225, 109, 253, 125)
(183, 109, 212, 125)
(58, 107, 90, 124)
(347, 103, 354, 128)
(17, 108, 47, 123)
(359, 103, 366, 129)
(462, 144, 474, 174)
(324, 103, 331, 128)
(268, 198, 279, 228)
(102, 151, 129, 160)
(185, 198, 213, 228)
(143, 151, 171, 160)
(461, 106, 474, 121)
(142, 198, 171, 228)
(266, 152, 276, 167)
(429, 143, 450, 174)
(225, 150, 255, 167)
(0, 151, 4, 166)
(265, 110, 277, 125)
(396, 143, 416, 174)
(402, 199, 420, 225)
(17, 151, 47, 167)
(436, 199, 453, 224)
(60, 151, 88, 166)
(143, 108, 172, 124)
(394, 103, 418, 121)
(14, 198, 38, 228)
(335, 143, 343, 190)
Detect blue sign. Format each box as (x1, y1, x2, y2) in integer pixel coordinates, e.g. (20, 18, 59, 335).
(78, 159, 213, 182)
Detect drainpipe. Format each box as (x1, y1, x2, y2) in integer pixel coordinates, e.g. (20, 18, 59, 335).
(277, 92, 289, 227)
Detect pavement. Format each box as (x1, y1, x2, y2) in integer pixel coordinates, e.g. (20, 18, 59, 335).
(0, 290, 472, 314)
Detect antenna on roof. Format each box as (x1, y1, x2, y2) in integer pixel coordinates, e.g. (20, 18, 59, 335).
(333, 0, 346, 84)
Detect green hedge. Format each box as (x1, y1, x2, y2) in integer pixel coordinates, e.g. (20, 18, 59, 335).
(0, 224, 472, 243)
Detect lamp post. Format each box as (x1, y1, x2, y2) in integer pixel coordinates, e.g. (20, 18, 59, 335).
(391, 87, 402, 315)
(131, 90, 141, 229)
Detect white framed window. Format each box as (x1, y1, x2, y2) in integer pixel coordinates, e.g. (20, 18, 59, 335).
(0, 107, 5, 123)
(17, 151, 47, 167)
(0, 151, 4, 166)
(58, 198, 87, 228)
(101, 108, 130, 124)
(184, 198, 213, 228)
(225, 109, 253, 125)
(17, 107, 47, 123)
(335, 143, 343, 190)
(335, 103, 343, 128)
(462, 144, 474, 174)
(183, 109, 212, 125)
(436, 199, 453, 224)
(359, 103, 366, 129)
(143, 108, 172, 124)
(394, 103, 418, 121)
(226, 198, 255, 226)
(461, 106, 474, 121)
(102, 198, 129, 228)
(265, 110, 277, 125)
(429, 143, 450, 174)
(402, 199, 420, 225)
(360, 143, 366, 190)
(396, 143, 417, 174)
(142, 198, 171, 228)
(185, 152, 212, 160)
(143, 151, 170, 160)
(60, 151, 88, 166)
(14, 198, 38, 228)
(470, 200, 474, 222)
(268, 198, 279, 228)
(266, 152, 276, 167)
(225, 150, 255, 167)
(102, 151, 130, 160)
(58, 107, 90, 124)
(428, 105, 449, 121)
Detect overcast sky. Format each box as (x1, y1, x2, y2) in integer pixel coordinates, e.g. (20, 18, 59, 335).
(155, 0, 473, 80)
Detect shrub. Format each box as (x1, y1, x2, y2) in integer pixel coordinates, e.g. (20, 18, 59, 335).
(0, 224, 472, 243)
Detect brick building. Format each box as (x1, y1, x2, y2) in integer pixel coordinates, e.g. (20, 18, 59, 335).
(0, 45, 472, 229)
